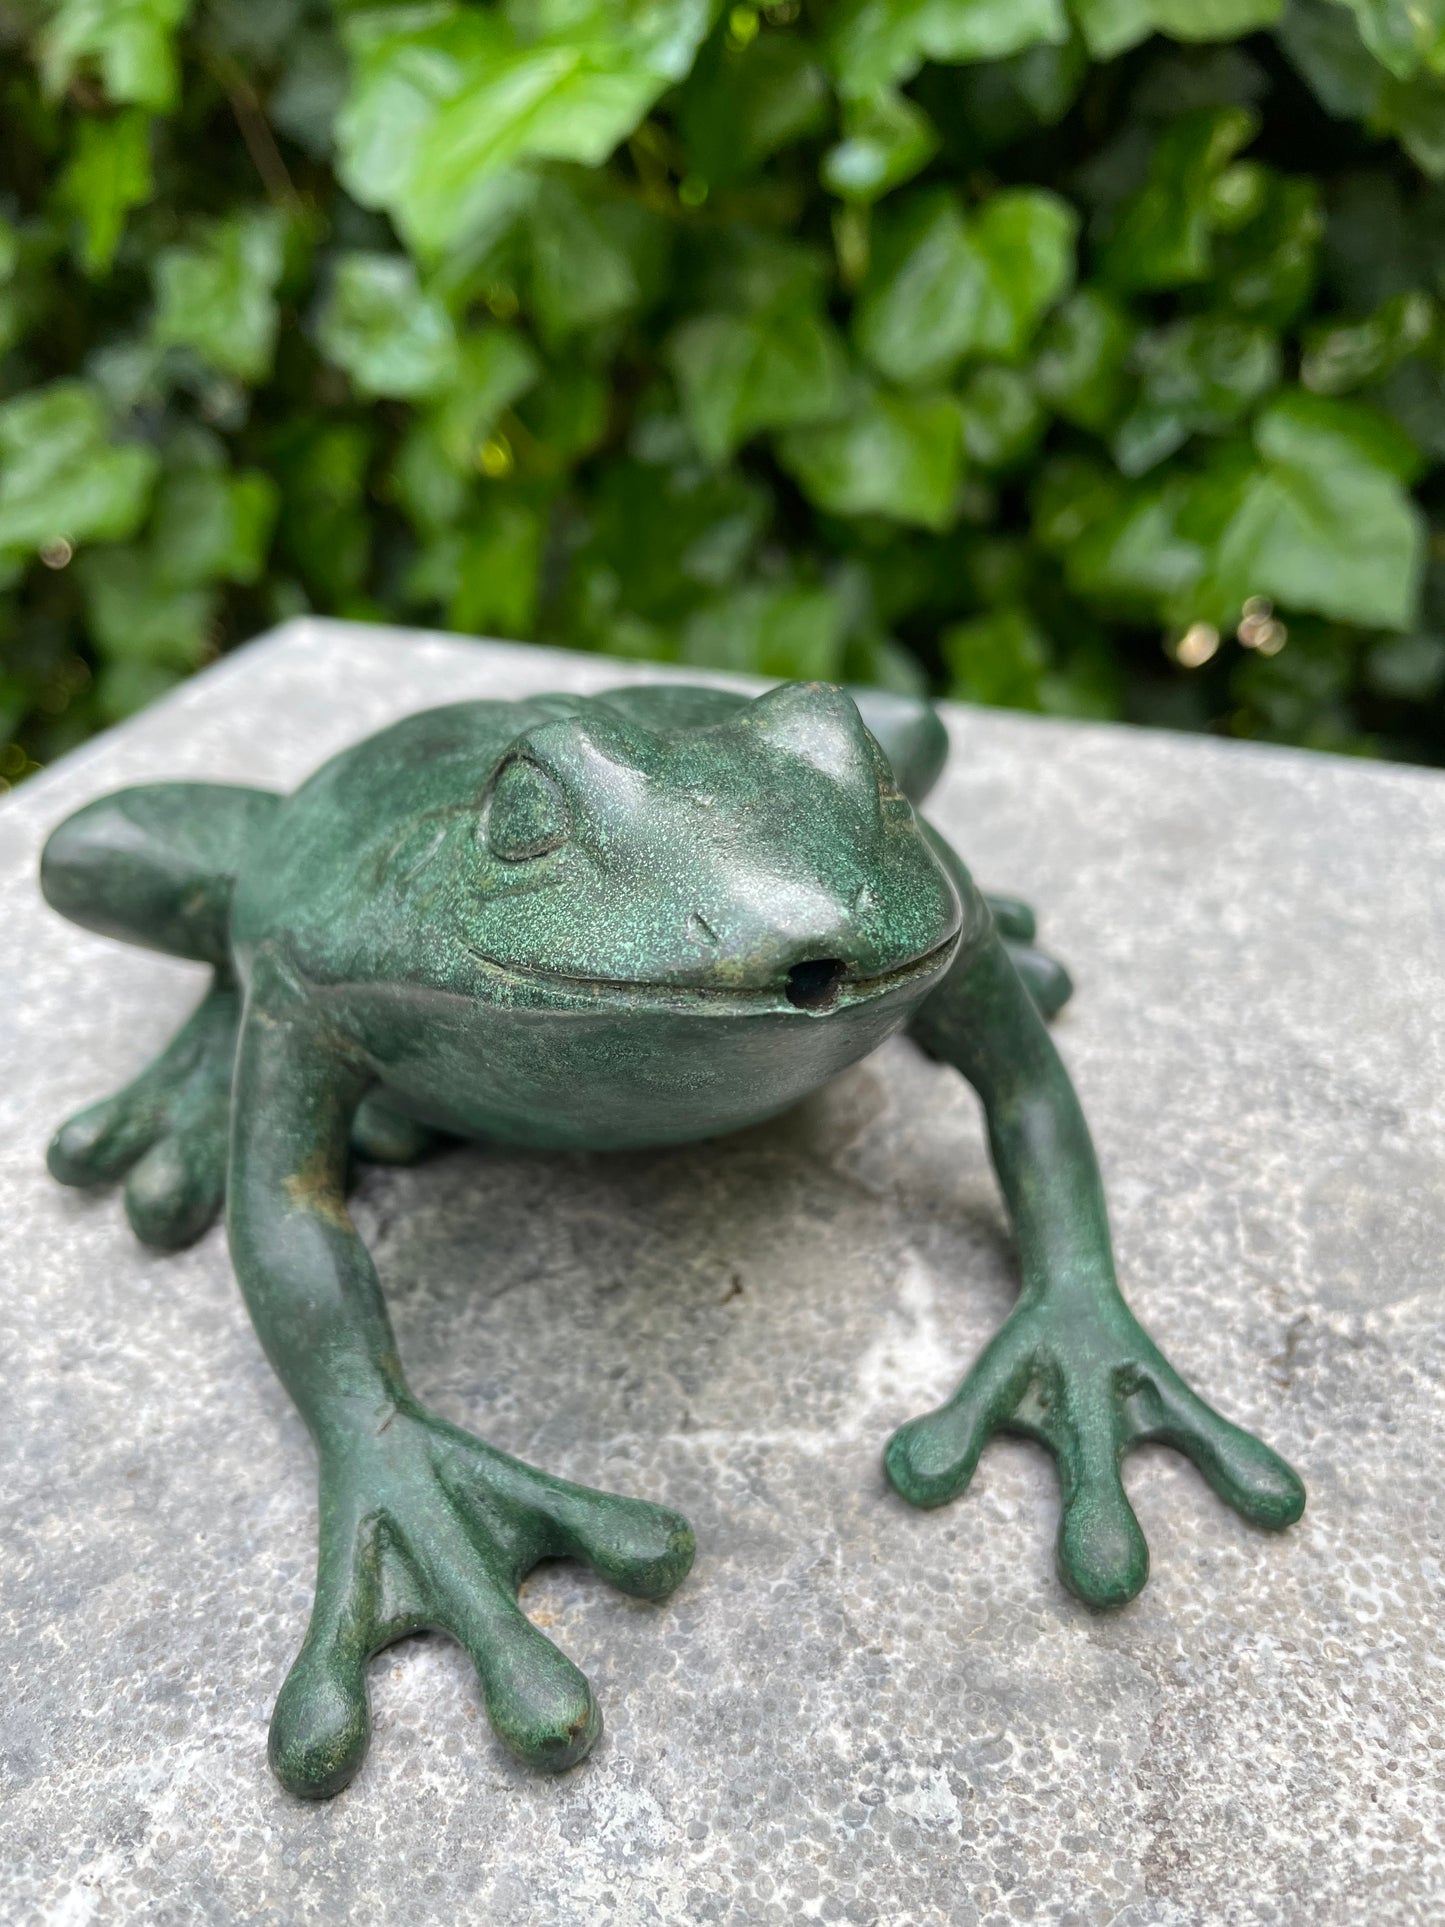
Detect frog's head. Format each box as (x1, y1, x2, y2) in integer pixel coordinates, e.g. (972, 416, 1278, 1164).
(459, 681, 961, 1019)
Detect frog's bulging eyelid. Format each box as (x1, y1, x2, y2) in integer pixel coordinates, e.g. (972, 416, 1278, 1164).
(484, 756, 573, 862)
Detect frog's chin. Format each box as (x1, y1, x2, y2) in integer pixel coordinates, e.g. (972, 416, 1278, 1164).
(459, 931, 960, 1016)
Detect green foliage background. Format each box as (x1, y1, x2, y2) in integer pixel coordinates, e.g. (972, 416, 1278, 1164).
(4, 0, 1445, 785)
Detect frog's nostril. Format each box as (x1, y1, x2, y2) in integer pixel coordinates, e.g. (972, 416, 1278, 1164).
(785, 957, 847, 1011)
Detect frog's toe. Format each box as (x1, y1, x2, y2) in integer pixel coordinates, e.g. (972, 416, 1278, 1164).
(46, 978, 238, 1243)
(270, 1632, 372, 1800)
(1054, 1430, 1150, 1609)
(1005, 941, 1074, 1019)
(123, 1122, 228, 1249)
(536, 1481, 696, 1600)
(1138, 1369, 1306, 1531)
(984, 893, 1037, 943)
(350, 1094, 446, 1166)
(454, 1588, 601, 1772)
(885, 1326, 1032, 1508)
(48, 1090, 160, 1187)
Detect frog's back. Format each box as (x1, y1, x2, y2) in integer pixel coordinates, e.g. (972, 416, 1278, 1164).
(230, 695, 583, 973)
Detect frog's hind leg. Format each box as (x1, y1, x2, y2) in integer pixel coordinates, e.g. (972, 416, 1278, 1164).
(985, 892, 1074, 1020)
(42, 782, 280, 1248)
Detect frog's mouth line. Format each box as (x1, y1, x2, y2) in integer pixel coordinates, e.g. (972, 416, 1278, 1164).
(459, 931, 961, 1014)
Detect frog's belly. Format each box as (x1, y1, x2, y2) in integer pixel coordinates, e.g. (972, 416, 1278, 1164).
(328, 978, 933, 1152)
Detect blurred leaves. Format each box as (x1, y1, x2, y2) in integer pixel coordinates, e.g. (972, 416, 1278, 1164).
(317, 254, 458, 400)
(856, 186, 1076, 382)
(41, 0, 193, 111)
(0, 384, 158, 554)
(779, 383, 965, 527)
(337, 0, 716, 256)
(5, 0, 1445, 774)
(152, 210, 287, 381)
(56, 109, 153, 277)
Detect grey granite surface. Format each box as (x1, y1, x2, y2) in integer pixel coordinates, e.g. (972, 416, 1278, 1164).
(2, 619, 1442, 1926)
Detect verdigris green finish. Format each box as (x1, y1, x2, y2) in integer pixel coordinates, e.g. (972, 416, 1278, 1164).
(40, 680, 1305, 1799)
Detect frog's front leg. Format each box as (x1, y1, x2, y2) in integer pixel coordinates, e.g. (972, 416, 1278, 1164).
(230, 950, 694, 1796)
(889, 910, 1304, 1608)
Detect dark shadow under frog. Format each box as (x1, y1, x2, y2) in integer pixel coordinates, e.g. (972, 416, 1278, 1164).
(40, 679, 1304, 1797)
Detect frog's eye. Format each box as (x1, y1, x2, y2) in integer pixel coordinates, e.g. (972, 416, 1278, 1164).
(485, 757, 571, 862)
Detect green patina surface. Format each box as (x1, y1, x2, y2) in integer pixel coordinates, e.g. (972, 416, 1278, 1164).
(39, 679, 1304, 1799)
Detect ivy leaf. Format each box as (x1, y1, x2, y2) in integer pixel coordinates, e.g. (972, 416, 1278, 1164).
(444, 495, 549, 636)
(567, 458, 769, 636)
(1276, 0, 1384, 116)
(393, 419, 472, 534)
(826, 0, 1068, 100)
(0, 382, 159, 553)
(1098, 107, 1260, 292)
(969, 190, 1078, 356)
(1301, 290, 1435, 393)
(269, 420, 375, 608)
(1327, 0, 1445, 78)
(432, 329, 541, 473)
(316, 253, 459, 401)
(56, 109, 153, 278)
(677, 26, 830, 186)
(682, 582, 846, 679)
(1031, 286, 1137, 430)
(822, 90, 940, 204)
(668, 307, 848, 462)
(1213, 173, 1322, 326)
(149, 465, 279, 585)
(957, 365, 1046, 469)
(1149, 0, 1282, 35)
(1112, 314, 1281, 475)
(40, 0, 193, 112)
(337, 0, 715, 258)
(516, 366, 611, 465)
(856, 187, 1076, 384)
(1061, 469, 1206, 616)
(528, 178, 668, 344)
(77, 545, 215, 669)
(1180, 390, 1426, 628)
(689, 228, 832, 314)
(1069, 0, 1153, 59)
(776, 383, 963, 528)
(1073, 0, 1279, 55)
(1375, 66, 1445, 176)
(270, 28, 349, 159)
(944, 604, 1049, 706)
(152, 210, 287, 381)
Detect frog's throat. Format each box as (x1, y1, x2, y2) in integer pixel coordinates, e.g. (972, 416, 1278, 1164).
(458, 930, 962, 1014)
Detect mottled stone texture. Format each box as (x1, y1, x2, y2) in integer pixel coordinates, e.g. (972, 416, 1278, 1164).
(2, 620, 1441, 1925)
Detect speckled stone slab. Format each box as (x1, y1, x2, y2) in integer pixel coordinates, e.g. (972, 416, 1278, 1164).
(2, 621, 1442, 1926)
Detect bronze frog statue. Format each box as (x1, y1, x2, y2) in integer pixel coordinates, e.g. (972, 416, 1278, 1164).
(40, 678, 1304, 1797)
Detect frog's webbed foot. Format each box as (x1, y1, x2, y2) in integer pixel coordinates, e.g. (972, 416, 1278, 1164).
(49, 993, 444, 1249)
(271, 1404, 695, 1797)
(48, 978, 239, 1249)
(885, 1294, 1304, 1610)
(983, 893, 1073, 1020)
